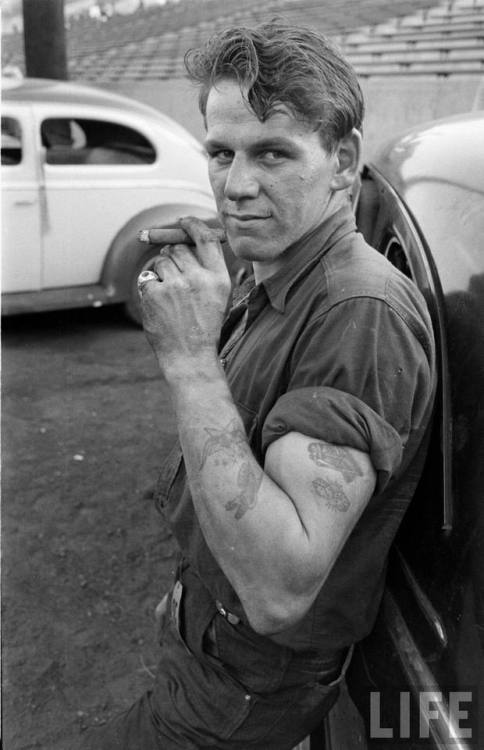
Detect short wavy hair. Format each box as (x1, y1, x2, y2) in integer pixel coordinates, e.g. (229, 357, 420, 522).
(184, 20, 364, 152)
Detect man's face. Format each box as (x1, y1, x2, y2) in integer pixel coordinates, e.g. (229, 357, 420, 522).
(204, 79, 340, 278)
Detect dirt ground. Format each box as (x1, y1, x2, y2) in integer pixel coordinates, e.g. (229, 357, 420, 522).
(2, 305, 180, 750)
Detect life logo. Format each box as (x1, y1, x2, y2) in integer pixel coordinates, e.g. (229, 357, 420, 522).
(369, 689, 477, 745)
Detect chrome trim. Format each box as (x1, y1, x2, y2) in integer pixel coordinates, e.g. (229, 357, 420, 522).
(383, 590, 472, 750)
(396, 550, 448, 650)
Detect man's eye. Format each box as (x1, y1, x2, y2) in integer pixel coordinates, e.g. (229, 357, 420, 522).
(261, 150, 286, 162)
(209, 150, 233, 164)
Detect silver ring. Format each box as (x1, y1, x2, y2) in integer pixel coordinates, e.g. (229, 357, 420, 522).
(137, 269, 159, 288)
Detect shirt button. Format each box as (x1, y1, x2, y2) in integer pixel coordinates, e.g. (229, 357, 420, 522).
(245, 694, 251, 701)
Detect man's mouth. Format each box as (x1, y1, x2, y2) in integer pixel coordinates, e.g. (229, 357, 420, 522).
(225, 213, 270, 222)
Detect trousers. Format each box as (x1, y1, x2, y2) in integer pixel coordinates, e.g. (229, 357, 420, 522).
(78, 574, 351, 749)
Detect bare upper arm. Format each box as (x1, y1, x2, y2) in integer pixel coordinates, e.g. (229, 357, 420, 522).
(264, 430, 377, 594)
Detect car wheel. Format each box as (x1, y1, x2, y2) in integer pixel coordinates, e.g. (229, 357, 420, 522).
(124, 248, 161, 326)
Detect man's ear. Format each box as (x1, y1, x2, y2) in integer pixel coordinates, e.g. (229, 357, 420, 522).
(330, 129, 362, 191)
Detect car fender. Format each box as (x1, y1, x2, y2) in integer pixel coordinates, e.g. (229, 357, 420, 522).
(101, 201, 218, 300)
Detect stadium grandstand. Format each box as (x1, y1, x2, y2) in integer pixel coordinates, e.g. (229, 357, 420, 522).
(2, 0, 484, 81)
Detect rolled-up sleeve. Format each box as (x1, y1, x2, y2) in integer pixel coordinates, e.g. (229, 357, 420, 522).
(261, 296, 435, 492)
(262, 386, 402, 492)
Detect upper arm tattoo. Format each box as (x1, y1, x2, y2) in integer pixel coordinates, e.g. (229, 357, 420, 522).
(307, 441, 368, 513)
(311, 477, 350, 512)
(307, 442, 363, 483)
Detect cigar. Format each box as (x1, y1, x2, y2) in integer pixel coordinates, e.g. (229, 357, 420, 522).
(137, 227, 226, 245)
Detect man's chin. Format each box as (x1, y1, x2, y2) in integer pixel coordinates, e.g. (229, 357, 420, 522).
(227, 235, 276, 263)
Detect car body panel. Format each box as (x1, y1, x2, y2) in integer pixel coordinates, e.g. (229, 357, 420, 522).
(322, 112, 484, 749)
(1, 77, 217, 317)
(1, 103, 43, 292)
(2, 76, 204, 150)
(372, 111, 484, 297)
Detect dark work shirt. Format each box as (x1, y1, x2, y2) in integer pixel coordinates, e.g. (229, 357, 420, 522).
(155, 202, 436, 664)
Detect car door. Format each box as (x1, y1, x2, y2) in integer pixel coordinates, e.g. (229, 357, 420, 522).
(34, 107, 159, 289)
(1, 107, 43, 292)
(347, 166, 483, 748)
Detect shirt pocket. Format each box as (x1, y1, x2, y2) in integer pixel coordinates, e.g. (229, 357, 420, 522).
(154, 441, 184, 514)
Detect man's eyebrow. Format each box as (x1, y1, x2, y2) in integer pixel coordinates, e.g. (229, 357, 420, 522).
(203, 138, 226, 151)
(204, 136, 297, 151)
(251, 137, 297, 151)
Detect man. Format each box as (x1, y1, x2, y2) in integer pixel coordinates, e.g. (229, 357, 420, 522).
(82, 21, 436, 749)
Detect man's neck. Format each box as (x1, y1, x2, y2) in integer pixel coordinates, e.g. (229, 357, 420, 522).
(252, 192, 346, 285)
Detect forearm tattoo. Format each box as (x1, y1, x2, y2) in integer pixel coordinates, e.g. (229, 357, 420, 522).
(311, 477, 350, 512)
(199, 418, 262, 520)
(307, 442, 363, 483)
(225, 462, 262, 520)
(200, 419, 247, 469)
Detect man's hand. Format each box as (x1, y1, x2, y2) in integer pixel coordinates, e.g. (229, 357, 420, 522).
(139, 216, 231, 380)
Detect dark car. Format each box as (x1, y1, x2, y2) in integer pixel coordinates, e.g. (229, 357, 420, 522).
(299, 111, 484, 750)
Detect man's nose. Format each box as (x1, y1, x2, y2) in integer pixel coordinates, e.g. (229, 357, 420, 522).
(224, 155, 259, 201)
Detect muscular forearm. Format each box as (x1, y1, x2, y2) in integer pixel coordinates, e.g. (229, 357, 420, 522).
(165, 355, 315, 633)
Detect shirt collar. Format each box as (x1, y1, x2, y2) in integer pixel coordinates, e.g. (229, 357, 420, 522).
(261, 202, 357, 313)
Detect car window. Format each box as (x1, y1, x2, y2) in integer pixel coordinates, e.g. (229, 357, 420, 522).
(381, 234, 412, 279)
(40, 118, 156, 165)
(2, 116, 22, 165)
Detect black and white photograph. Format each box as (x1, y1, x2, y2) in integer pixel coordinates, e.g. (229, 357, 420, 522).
(2, 1, 484, 748)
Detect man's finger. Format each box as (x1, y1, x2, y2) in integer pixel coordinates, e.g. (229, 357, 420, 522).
(153, 246, 190, 278)
(179, 216, 226, 271)
(138, 226, 226, 246)
(137, 269, 161, 295)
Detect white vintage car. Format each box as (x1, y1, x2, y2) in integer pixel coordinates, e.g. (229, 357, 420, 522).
(1, 76, 221, 323)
